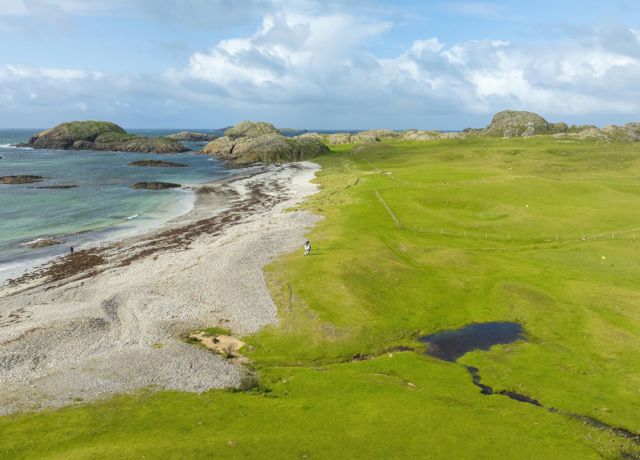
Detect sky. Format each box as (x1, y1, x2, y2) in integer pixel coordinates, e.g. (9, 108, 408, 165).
(1, 0, 640, 129)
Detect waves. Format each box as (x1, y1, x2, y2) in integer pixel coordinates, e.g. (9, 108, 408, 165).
(0, 143, 32, 150)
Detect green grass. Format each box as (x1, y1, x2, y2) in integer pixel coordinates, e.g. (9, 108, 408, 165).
(57, 121, 126, 141)
(2, 136, 640, 459)
(202, 327, 232, 337)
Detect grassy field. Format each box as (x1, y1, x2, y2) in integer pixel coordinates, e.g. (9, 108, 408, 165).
(2, 136, 640, 459)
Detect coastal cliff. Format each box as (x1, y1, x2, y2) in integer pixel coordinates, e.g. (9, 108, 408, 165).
(22, 121, 188, 153)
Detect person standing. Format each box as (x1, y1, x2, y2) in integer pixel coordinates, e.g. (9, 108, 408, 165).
(304, 239, 311, 256)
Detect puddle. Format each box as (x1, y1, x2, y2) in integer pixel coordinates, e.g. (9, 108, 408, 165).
(419, 322, 524, 362)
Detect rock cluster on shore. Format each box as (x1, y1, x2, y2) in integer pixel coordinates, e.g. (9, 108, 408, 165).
(203, 121, 329, 165)
(21, 121, 188, 153)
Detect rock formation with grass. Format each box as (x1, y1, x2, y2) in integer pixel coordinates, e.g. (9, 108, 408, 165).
(203, 121, 329, 165)
(22, 121, 188, 153)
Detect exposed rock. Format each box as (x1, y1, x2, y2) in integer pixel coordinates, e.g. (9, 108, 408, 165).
(358, 129, 401, 140)
(166, 131, 217, 142)
(131, 182, 182, 190)
(295, 132, 324, 141)
(20, 121, 188, 154)
(35, 185, 78, 189)
(402, 130, 464, 141)
(328, 129, 401, 145)
(327, 133, 355, 145)
(482, 110, 563, 137)
(128, 160, 188, 168)
(23, 238, 62, 249)
(1, 175, 44, 184)
(554, 123, 640, 142)
(203, 121, 329, 165)
(224, 121, 280, 139)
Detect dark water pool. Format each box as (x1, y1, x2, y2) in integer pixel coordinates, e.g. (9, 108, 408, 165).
(419, 321, 524, 362)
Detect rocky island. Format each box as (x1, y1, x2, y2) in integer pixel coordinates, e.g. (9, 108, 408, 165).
(20, 121, 188, 153)
(202, 121, 329, 165)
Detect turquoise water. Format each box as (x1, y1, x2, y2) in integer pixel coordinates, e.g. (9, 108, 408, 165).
(0, 129, 235, 280)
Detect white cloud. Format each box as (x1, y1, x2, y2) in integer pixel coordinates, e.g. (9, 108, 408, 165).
(166, 17, 640, 122)
(2, 13, 640, 128)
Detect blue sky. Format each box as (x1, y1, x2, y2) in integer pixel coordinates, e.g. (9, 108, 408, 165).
(1, 0, 640, 129)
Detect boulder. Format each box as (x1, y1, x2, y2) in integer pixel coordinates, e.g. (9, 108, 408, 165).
(166, 131, 217, 142)
(131, 182, 182, 190)
(127, 160, 188, 168)
(21, 121, 188, 153)
(1, 175, 44, 184)
(203, 121, 329, 165)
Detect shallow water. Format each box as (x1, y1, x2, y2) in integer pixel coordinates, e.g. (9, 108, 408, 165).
(0, 129, 236, 282)
(419, 321, 524, 362)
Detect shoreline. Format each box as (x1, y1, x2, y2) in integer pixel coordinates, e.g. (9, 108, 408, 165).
(0, 161, 321, 415)
(0, 185, 198, 286)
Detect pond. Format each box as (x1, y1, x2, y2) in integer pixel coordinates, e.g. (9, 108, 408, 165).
(419, 321, 524, 362)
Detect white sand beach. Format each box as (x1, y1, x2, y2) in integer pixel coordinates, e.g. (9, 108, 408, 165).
(0, 161, 320, 415)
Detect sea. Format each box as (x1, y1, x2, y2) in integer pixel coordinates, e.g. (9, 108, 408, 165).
(0, 127, 359, 283)
(0, 128, 238, 283)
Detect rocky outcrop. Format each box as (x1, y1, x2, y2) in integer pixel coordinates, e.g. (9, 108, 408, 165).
(24, 238, 62, 249)
(131, 182, 182, 190)
(327, 129, 401, 145)
(166, 131, 217, 142)
(479, 111, 568, 137)
(295, 133, 324, 141)
(35, 185, 78, 189)
(128, 160, 188, 168)
(554, 123, 640, 142)
(327, 133, 356, 145)
(21, 121, 188, 153)
(1, 175, 44, 184)
(224, 121, 280, 139)
(202, 121, 329, 165)
(402, 130, 464, 141)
